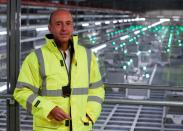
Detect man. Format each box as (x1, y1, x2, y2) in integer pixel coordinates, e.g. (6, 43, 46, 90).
(13, 9, 105, 131)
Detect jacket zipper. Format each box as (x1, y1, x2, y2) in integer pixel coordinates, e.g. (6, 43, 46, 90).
(60, 51, 72, 131)
(60, 51, 70, 82)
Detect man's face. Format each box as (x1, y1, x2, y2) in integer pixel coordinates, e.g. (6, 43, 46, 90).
(48, 10, 74, 44)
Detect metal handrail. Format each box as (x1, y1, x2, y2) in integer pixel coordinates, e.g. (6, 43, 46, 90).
(104, 99, 183, 107)
(104, 82, 183, 91)
(104, 83, 183, 107)
(1, 93, 183, 107)
(1, 84, 183, 107)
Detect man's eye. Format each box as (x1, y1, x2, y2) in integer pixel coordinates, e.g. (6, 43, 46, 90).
(66, 22, 72, 26)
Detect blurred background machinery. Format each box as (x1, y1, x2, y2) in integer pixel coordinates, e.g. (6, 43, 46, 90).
(1, 0, 183, 131)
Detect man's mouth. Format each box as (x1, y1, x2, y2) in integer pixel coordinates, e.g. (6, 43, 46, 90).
(60, 34, 68, 37)
(61, 33, 69, 35)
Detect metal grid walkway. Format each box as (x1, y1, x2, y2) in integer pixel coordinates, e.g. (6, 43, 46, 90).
(1, 90, 183, 131)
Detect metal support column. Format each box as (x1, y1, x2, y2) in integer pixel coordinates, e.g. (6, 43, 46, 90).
(7, 0, 21, 131)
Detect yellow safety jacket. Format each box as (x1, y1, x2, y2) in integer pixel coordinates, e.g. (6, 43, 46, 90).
(13, 34, 105, 131)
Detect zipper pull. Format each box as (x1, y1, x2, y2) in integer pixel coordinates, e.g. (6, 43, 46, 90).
(60, 60, 64, 66)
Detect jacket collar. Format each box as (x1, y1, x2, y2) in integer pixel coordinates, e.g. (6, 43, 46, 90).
(45, 34, 79, 59)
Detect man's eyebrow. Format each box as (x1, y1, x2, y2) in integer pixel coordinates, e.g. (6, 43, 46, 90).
(55, 20, 73, 23)
(66, 20, 73, 22)
(66, 21, 73, 23)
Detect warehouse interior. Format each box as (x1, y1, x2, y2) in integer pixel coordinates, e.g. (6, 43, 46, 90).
(1, 0, 183, 130)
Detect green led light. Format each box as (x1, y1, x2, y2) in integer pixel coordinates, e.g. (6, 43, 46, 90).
(112, 41, 116, 45)
(92, 41, 95, 44)
(143, 66, 147, 71)
(137, 51, 141, 55)
(129, 39, 133, 42)
(123, 65, 127, 70)
(93, 37, 96, 40)
(145, 74, 150, 78)
(167, 33, 173, 47)
(130, 59, 133, 63)
(127, 61, 130, 66)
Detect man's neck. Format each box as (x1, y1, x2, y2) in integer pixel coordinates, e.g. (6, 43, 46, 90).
(55, 40, 69, 51)
(59, 42, 69, 51)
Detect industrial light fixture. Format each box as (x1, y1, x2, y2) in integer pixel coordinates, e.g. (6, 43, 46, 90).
(118, 20, 123, 23)
(160, 18, 170, 22)
(0, 31, 7, 35)
(113, 20, 117, 24)
(36, 27, 48, 31)
(124, 19, 128, 22)
(139, 18, 146, 21)
(142, 27, 147, 31)
(95, 22, 101, 25)
(105, 21, 110, 24)
(0, 85, 7, 92)
(127, 19, 131, 22)
(82, 23, 89, 27)
(120, 35, 129, 40)
(91, 44, 107, 53)
(134, 17, 146, 21)
(134, 30, 140, 35)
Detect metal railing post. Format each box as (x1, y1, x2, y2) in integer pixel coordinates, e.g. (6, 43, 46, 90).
(7, 0, 21, 130)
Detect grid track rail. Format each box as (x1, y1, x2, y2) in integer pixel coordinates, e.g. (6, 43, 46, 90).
(1, 90, 183, 131)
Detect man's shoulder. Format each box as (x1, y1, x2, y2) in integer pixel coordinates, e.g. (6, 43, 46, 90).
(77, 44, 91, 51)
(26, 46, 45, 58)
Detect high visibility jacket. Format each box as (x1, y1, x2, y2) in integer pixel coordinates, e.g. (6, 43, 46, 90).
(13, 34, 105, 131)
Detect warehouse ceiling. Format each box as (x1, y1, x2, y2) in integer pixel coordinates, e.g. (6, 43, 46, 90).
(54, 0, 183, 12)
(77, 0, 183, 12)
(25, 0, 183, 12)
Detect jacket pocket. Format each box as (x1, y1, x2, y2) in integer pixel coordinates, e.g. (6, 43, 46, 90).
(35, 117, 64, 129)
(81, 116, 93, 131)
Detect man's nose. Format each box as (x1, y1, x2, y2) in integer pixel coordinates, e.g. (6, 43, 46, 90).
(61, 24, 66, 31)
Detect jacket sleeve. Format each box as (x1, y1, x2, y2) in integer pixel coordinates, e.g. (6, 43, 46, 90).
(86, 53, 105, 123)
(13, 52, 56, 121)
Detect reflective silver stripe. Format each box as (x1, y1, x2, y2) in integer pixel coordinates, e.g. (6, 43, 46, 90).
(35, 49, 46, 93)
(41, 89, 63, 96)
(85, 48, 91, 85)
(16, 81, 39, 93)
(40, 88, 88, 96)
(89, 80, 103, 89)
(26, 94, 37, 112)
(72, 88, 88, 95)
(88, 96, 103, 104)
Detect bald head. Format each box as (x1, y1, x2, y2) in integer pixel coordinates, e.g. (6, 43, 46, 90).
(48, 9, 74, 49)
(49, 9, 73, 25)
